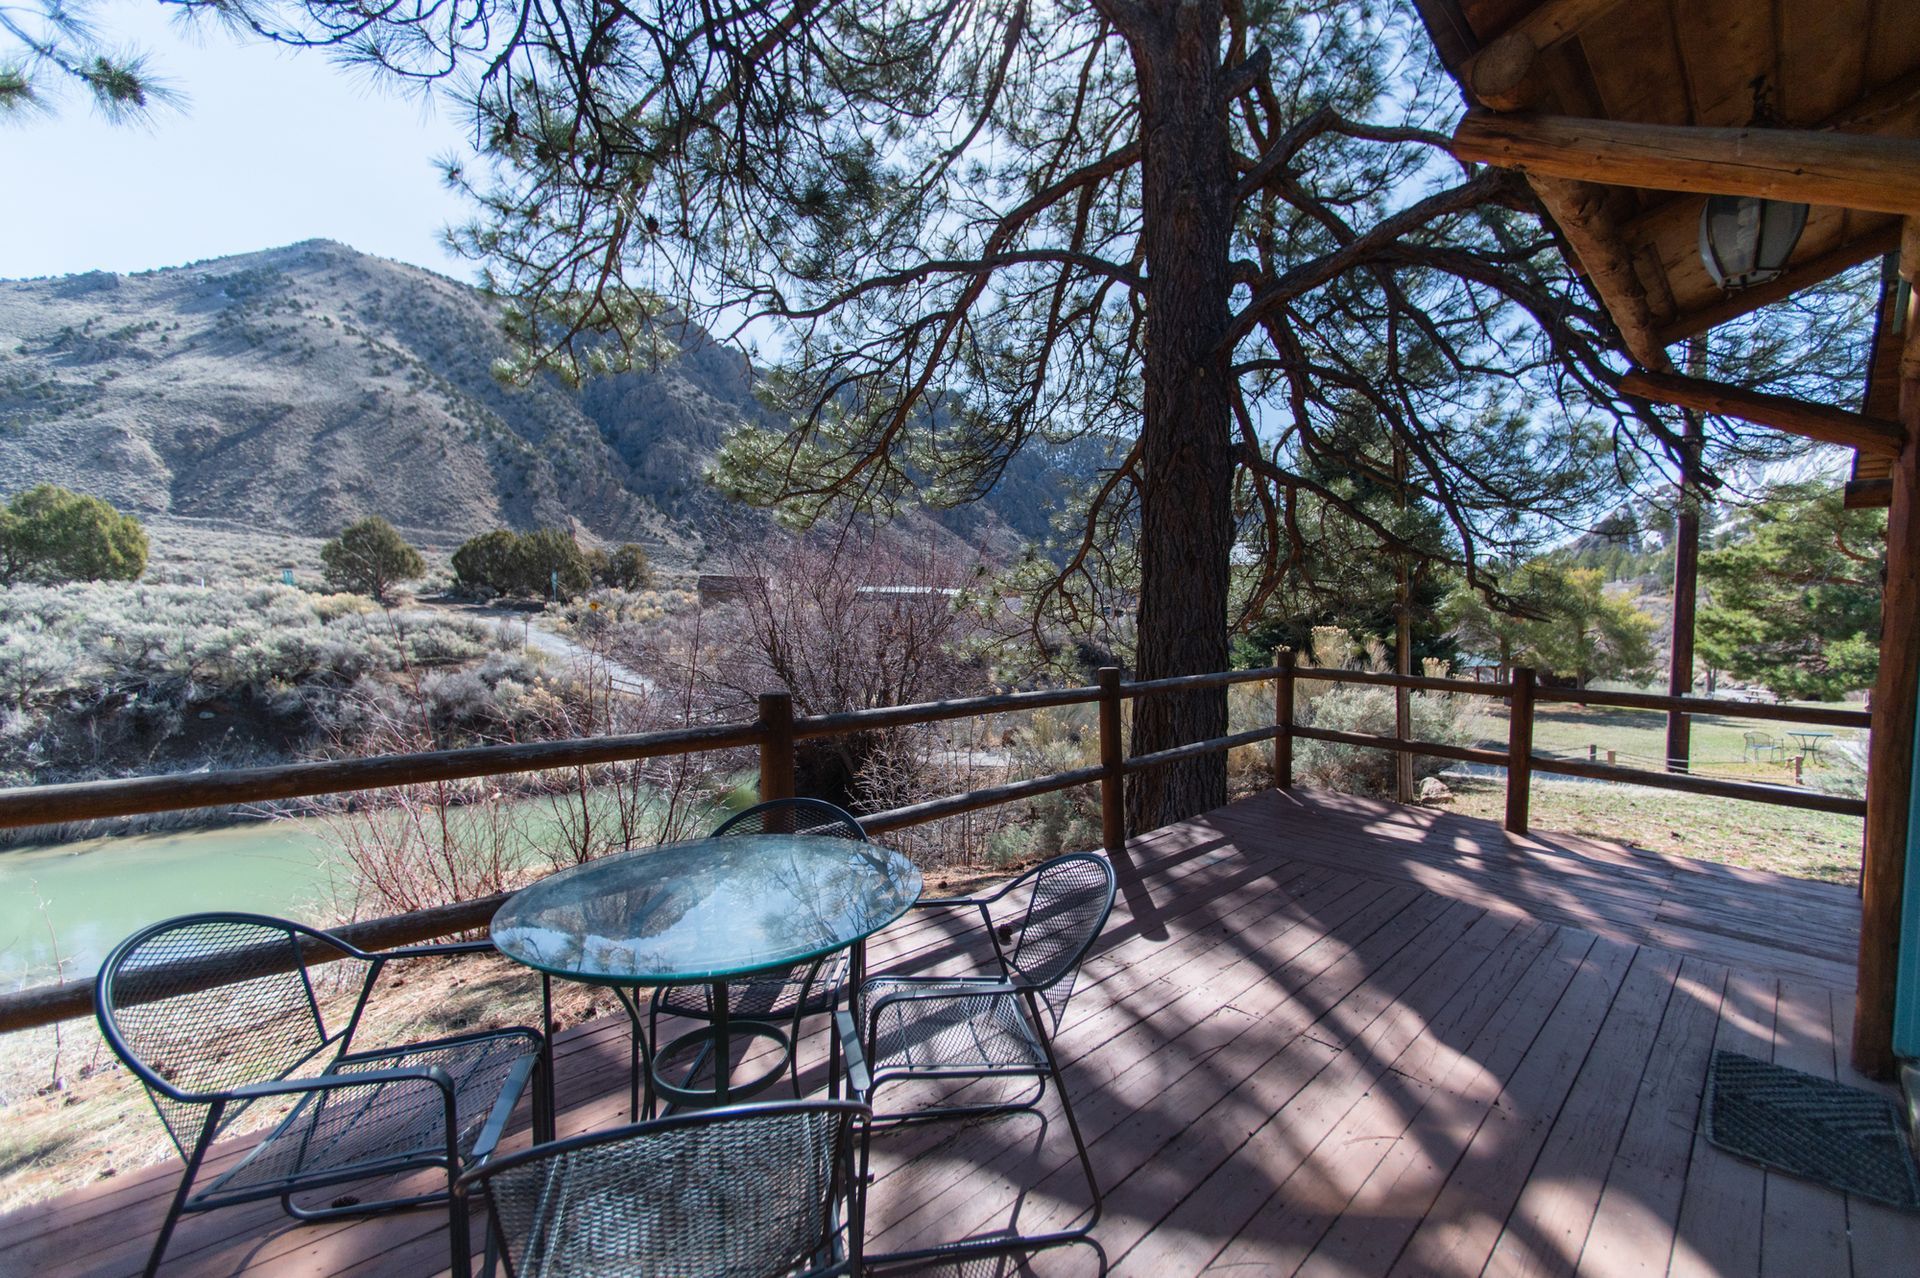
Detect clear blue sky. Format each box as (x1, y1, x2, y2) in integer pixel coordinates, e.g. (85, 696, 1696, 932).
(2, 2, 474, 281)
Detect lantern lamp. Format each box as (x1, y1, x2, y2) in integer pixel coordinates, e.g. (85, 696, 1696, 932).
(1698, 194, 1809, 291)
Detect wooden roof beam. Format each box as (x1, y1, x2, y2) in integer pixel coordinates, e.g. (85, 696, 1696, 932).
(1617, 368, 1906, 456)
(1461, 0, 1628, 109)
(1453, 114, 1920, 215)
(1531, 176, 1671, 371)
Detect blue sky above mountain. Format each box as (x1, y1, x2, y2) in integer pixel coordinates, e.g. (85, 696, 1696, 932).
(4, 2, 469, 280)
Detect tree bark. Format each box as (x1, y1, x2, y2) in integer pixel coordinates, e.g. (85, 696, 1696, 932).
(1665, 335, 1705, 774)
(1122, 0, 1237, 835)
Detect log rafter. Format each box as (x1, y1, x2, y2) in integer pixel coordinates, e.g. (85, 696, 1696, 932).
(1452, 113, 1920, 216)
(1617, 368, 1906, 457)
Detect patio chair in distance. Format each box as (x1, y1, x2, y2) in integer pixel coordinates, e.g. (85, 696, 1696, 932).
(459, 1099, 869, 1278)
(647, 797, 868, 1108)
(95, 912, 547, 1278)
(836, 851, 1117, 1266)
(1744, 729, 1781, 763)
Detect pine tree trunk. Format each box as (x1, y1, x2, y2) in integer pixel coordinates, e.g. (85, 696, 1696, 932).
(1123, 2, 1237, 835)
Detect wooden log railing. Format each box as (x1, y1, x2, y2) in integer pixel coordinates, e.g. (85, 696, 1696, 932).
(0, 663, 1871, 1033)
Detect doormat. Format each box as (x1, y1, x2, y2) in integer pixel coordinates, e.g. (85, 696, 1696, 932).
(1701, 1050, 1920, 1211)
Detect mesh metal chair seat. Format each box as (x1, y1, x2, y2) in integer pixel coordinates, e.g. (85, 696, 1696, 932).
(96, 912, 547, 1278)
(461, 1100, 869, 1278)
(837, 852, 1117, 1267)
(203, 1034, 536, 1197)
(647, 799, 866, 1106)
(856, 977, 1049, 1074)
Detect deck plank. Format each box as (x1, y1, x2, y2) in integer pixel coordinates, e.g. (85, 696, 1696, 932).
(0, 785, 1904, 1278)
(1575, 956, 1731, 1278)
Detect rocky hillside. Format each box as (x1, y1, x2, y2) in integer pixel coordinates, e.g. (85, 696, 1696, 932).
(0, 241, 1079, 562)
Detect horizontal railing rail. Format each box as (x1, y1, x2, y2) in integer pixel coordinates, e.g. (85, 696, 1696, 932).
(0, 656, 1871, 1033)
(1531, 683, 1871, 728)
(0, 722, 769, 830)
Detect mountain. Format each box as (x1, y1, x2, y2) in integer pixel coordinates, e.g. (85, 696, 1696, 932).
(0, 241, 1084, 562)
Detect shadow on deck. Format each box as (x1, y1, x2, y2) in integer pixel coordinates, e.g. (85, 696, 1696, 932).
(1, 787, 1905, 1276)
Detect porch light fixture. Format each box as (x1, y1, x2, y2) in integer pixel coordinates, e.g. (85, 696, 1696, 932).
(1698, 194, 1808, 292)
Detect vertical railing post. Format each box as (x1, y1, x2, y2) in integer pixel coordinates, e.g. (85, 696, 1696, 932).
(1098, 666, 1126, 855)
(1506, 666, 1535, 835)
(758, 690, 796, 802)
(1274, 649, 1295, 792)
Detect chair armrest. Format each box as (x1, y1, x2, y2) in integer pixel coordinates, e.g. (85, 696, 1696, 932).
(835, 1009, 872, 1099)
(223, 1062, 457, 1104)
(908, 896, 1000, 951)
(338, 1025, 545, 1066)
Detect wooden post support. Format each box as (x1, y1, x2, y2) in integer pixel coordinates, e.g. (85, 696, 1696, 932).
(1274, 649, 1295, 792)
(1855, 216, 1920, 1079)
(1097, 666, 1126, 854)
(1506, 666, 1537, 836)
(1666, 338, 1705, 775)
(757, 690, 796, 802)
(1394, 568, 1416, 804)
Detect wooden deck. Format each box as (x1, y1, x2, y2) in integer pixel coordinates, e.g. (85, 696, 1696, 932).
(3, 786, 1910, 1277)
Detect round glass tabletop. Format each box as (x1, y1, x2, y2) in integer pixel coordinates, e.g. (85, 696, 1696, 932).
(490, 833, 923, 985)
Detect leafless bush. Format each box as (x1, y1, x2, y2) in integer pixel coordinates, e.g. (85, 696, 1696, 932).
(671, 524, 990, 811)
(515, 607, 735, 868)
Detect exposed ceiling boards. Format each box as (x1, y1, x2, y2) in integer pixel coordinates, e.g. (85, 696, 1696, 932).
(1411, 0, 1920, 378)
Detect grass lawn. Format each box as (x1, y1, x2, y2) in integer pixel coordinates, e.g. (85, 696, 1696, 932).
(1472, 699, 1866, 786)
(1442, 774, 1864, 886)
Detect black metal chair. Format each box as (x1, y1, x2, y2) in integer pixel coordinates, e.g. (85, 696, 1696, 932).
(836, 851, 1117, 1266)
(647, 798, 868, 1107)
(95, 912, 547, 1278)
(459, 1100, 870, 1278)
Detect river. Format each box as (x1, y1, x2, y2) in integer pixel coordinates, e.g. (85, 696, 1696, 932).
(0, 785, 741, 992)
(0, 819, 339, 990)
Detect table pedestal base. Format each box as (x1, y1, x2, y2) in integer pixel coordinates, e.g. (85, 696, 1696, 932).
(652, 1022, 791, 1109)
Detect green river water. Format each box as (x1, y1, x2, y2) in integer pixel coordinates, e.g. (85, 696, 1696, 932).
(0, 788, 744, 991)
(0, 819, 340, 989)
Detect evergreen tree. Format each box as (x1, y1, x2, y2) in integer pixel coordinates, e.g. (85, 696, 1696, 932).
(210, 0, 1807, 827)
(0, 484, 146, 585)
(452, 529, 521, 596)
(513, 528, 592, 599)
(1698, 484, 1883, 701)
(0, 0, 179, 121)
(1446, 562, 1657, 689)
(451, 528, 593, 598)
(321, 517, 425, 603)
(603, 544, 652, 591)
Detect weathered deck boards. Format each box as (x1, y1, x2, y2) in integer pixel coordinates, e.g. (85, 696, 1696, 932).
(2, 786, 1904, 1277)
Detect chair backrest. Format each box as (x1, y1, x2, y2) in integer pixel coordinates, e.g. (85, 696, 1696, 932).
(464, 1100, 867, 1278)
(1004, 853, 1117, 1029)
(1744, 730, 1773, 747)
(95, 913, 354, 1154)
(713, 797, 868, 842)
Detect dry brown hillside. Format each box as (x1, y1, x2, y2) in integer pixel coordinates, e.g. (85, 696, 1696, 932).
(0, 240, 1082, 559)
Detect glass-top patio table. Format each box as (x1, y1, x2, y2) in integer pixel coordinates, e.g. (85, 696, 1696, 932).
(491, 832, 922, 1111)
